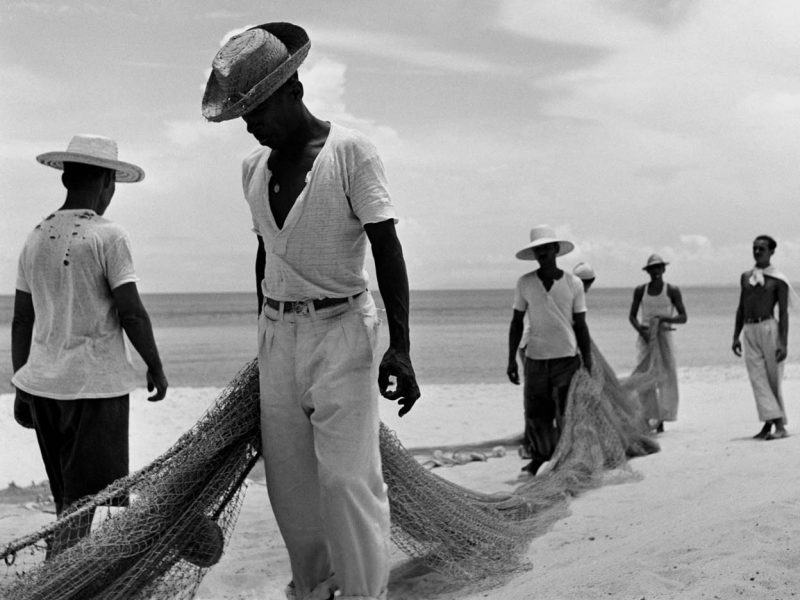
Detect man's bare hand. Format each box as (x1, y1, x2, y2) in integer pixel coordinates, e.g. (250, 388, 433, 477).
(777, 344, 787, 362)
(14, 390, 34, 429)
(732, 339, 742, 357)
(507, 362, 520, 385)
(379, 348, 420, 417)
(147, 368, 168, 402)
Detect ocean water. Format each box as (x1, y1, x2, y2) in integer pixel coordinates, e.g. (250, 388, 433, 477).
(0, 286, 791, 392)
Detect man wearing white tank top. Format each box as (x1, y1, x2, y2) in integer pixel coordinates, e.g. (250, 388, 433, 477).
(628, 254, 688, 433)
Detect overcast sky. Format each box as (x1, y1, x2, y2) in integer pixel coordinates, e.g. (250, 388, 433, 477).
(3, 0, 800, 292)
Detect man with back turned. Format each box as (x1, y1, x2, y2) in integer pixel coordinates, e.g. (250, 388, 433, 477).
(11, 134, 168, 553)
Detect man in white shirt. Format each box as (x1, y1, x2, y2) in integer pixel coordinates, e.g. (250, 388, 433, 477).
(12, 134, 168, 553)
(202, 22, 420, 600)
(507, 226, 592, 476)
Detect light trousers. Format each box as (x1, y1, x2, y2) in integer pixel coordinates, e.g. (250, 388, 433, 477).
(258, 293, 390, 600)
(743, 319, 786, 423)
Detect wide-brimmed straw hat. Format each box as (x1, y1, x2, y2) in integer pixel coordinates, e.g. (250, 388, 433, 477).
(642, 253, 669, 270)
(36, 134, 144, 183)
(515, 225, 575, 260)
(202, 22, 310, 122)
(573, 262, 596, 281)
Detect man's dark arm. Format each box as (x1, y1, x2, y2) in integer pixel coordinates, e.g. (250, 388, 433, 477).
(628, 285, 646, 338)
(256, 235, 265, 315)
(776, 279, 789, 362)
(11, 290, 35, 428)
(732, 276, 745, 357)
(11, 290, 34, 373)
(573, 311, 592, 372)
(112, 282, 168, 401)
(507, 309, 525, 385)
(665, 285, 688, 325)
(364, 219, 420, 417)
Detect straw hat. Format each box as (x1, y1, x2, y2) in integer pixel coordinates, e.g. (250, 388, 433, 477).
(515, 225, 575, 260)
(642, 253, 669, 270)
(573, 262, 596, 281)
(202, 22, 310, 122)
(36, 134, 144, 183)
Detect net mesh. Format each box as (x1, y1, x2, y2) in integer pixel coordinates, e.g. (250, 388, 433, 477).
(2, 344, 658, 599)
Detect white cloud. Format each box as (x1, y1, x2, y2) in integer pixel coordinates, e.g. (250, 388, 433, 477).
(312, 28, 514, 75)
(302, 57, 402, 155)
(164, 118, 235, 147)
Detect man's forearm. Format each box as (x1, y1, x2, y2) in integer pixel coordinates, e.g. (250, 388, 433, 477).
(11, 291, 35, 372)
(374, 248, 411, 353)
(120, 311, 163, 372)
(779, 312, 789, 348)
(508, 320, 523, 365)
(733, 305, 743, 341)
(575, 323, 592, 366)
(256, 236, 265, 314)
(11, 320, 33, 373)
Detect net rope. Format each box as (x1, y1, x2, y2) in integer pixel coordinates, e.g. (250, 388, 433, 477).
(2, 341, 660, 599)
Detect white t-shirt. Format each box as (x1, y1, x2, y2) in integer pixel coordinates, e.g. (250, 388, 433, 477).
(242, 122, 397, 301)
(513, 270, 587, 360)
(12, 209, 140, 399)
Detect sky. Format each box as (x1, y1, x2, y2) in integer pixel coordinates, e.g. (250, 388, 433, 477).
(3, 0, 800, 293)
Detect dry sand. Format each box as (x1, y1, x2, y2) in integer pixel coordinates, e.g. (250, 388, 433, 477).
(2, 365, 800, 599)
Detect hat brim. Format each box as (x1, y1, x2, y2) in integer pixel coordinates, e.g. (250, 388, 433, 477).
(515, 239, 574, 260)
(202, 43, 309, 122)
(642, 262, 669, 270)
(36, 152, 144, 183)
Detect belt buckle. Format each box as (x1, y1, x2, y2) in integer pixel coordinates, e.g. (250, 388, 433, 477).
(292, 301, 310, 316)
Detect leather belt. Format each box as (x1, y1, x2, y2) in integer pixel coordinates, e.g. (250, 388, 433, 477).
(744, 315, 773, 324)
(264, 291, 364, 315)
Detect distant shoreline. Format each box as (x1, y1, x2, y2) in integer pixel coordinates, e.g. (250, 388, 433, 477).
(0, 284, 747, 302)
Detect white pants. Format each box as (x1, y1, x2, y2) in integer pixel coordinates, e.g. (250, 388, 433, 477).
(744, 320, 786, 423)
(258, 293, 390, 600)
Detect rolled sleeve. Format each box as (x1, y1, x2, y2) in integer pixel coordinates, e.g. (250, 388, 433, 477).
(105, 233, 139, 290)
(347, 140, 397, 226)
(16, 251, 30, 293)
(512, 278, 528, 312)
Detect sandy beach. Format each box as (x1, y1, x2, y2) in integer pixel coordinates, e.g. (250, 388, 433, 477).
(3, 364, 800, 599)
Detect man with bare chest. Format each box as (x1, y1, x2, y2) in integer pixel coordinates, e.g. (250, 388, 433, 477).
(732, 235, 792, 440)
(203, 23, 420, 600)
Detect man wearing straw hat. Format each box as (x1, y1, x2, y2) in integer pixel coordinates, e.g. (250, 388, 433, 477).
(732, 235, 796, 440)
(628, 254, 687, 433)
(11, 134, 168, 552)
(507, 225, 592, 476)
(202, 22, 420, 600)
(517, 260, 596, 459)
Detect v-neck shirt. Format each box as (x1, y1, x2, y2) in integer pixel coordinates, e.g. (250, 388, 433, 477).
(513, 270, 586, 359)
(242, 123, 396, 301)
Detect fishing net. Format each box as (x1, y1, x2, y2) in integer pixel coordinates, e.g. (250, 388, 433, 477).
(619, 317, 678, 425)
(2, 345, 657, 599)
(1, 360, 262, 600)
